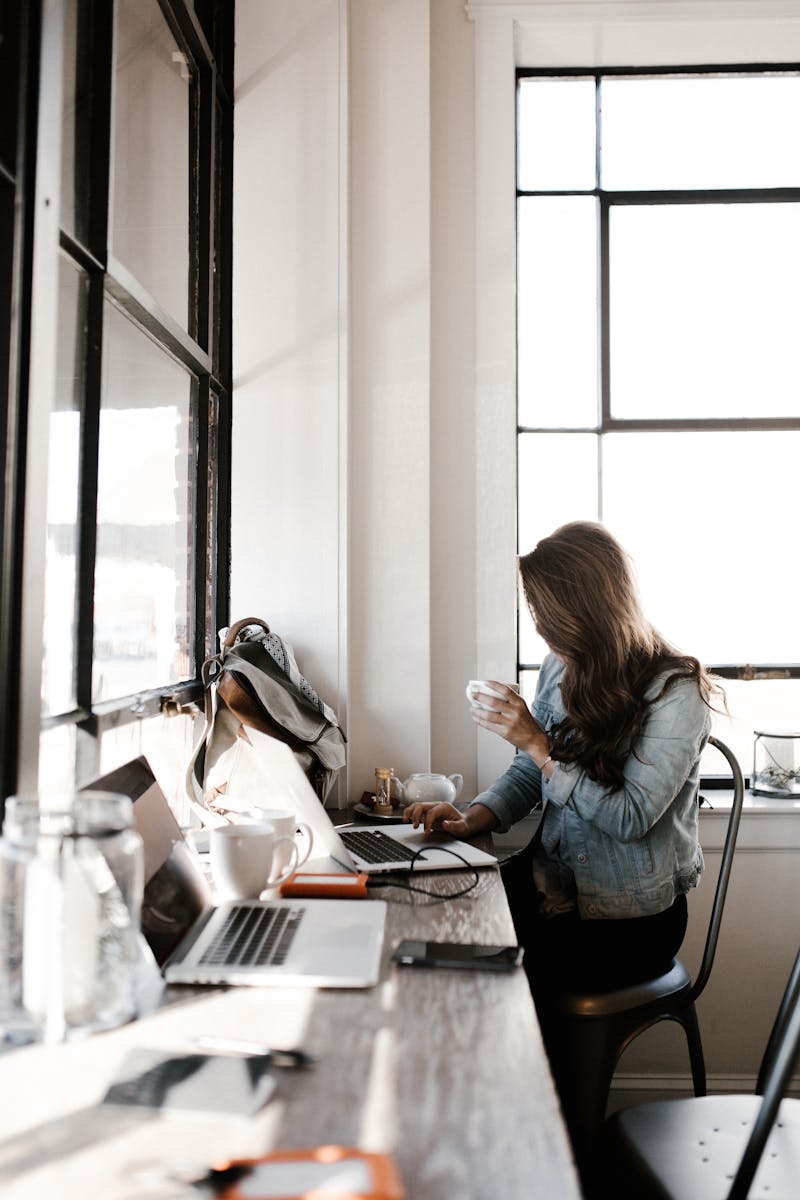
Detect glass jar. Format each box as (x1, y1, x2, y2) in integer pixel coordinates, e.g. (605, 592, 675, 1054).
(0, 791, 144, 1044)
(751, 731, 800, 798)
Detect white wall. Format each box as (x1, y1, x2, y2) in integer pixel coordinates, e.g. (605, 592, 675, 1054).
(348, 0, 433, 790)
(233, 0, 507, 803)
(429, 0, 479, 789)
(232, 0, 348, 794)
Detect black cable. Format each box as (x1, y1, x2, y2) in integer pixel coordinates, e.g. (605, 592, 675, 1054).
(366, 845, 481, 902)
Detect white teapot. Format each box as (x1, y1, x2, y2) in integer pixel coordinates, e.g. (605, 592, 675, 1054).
(400, 772, 464, 805)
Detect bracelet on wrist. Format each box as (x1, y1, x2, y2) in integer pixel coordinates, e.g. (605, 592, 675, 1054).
(540, 755, 553, 771)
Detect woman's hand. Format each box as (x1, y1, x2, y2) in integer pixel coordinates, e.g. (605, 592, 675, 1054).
(470, 682, 549, 761)
(403, 801, 498, 838)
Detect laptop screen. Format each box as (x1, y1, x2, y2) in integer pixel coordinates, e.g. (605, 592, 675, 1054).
(83, 757, 211, 966)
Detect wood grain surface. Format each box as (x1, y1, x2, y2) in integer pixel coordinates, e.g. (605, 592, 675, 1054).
(0, 858, 581, 1200)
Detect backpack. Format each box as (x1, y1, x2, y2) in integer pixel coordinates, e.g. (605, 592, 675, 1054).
(186, 617, 346, 824)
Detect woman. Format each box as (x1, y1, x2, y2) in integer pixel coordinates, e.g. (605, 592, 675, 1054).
(405, 521, 722, 1010)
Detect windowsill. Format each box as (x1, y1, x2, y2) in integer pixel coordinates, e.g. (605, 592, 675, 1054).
(700, 789, 800, 815)
(699, 789, 800, 851)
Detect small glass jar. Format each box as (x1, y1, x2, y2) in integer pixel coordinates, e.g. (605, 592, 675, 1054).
(0, 791, 144, 1044)
(751, 731, 800, 798)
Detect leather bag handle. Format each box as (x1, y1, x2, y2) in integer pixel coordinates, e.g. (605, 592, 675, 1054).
(223, 617, 270, 651)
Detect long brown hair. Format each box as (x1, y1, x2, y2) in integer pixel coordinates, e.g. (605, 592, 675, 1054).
(518, 521, 721, 790)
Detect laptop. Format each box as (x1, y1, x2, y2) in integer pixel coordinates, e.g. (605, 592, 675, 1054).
(231, 729, 498, 875)
(85, 758, 387, 989)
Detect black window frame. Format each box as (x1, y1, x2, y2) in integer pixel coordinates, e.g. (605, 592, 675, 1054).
(0, 0, 233, 812)
(516, 62, 800, 684)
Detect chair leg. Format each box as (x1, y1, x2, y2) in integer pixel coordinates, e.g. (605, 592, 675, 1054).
(678, 1003, 707, 1097)
(545, 1014, 622, 1166)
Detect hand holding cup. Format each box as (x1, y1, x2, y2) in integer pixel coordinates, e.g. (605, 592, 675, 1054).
(466, 679, 547, 759)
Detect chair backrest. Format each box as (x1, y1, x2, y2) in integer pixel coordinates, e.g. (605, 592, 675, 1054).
(687, 735, 745, 1004)
(727, 941, 800, 1200)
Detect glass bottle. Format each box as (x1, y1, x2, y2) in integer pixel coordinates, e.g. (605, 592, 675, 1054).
(0, 791, 144, 1044)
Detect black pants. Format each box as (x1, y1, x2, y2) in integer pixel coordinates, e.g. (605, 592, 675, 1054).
(501, 837, 689, 1187)
(500, 837, 688, 1005)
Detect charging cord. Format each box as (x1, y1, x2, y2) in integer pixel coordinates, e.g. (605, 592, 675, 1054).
(367, 846, 480, 902)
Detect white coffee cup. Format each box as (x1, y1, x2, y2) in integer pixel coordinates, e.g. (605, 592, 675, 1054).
(466, 680, 521, 711)
(247, 808, 313, 881)
(210, 822, 299, 900)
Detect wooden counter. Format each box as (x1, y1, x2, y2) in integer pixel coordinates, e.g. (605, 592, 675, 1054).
(0, 863, 581, 1200)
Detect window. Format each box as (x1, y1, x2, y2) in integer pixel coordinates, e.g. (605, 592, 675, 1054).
(2, 0, 233, 811)
(516, 68, 800, 773)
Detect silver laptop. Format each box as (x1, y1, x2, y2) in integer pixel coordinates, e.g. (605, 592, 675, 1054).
(87, 758, 386, 989)
(238, 730, 498, 875)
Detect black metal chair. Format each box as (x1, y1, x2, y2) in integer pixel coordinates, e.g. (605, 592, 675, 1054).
(605, 940, 800, 1199)
(548, 736, 745, 1164)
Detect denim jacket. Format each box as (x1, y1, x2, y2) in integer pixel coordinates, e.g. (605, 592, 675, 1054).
(471, 654, 710, 919)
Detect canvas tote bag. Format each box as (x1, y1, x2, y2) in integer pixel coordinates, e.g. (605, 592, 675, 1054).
(186, 618, 346, 826)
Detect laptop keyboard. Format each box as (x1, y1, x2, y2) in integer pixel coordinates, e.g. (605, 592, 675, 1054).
(199, 903, 305, 967)
(339, 828, 416, 864)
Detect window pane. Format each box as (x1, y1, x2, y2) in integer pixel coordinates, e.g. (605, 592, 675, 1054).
(518, 77, 596, 192)
(518, 197, 598, 428)
(519, 603, 546, 670)
(93, 302, 194, 702)
(39, 724, 78, 794)
(519, 668, 540, 709)
(42, 257, 87, 717)
(706, 679, 800, 786)
(518, 432, 599, 663)
(601, 431, 800, 664)
(609, 203, 800, 420)
(98, 709, 201, 825)
(601, 74, 800, 191)
(112, 0, 191, 328)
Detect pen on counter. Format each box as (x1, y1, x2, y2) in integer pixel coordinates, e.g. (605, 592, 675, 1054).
(194, 1036, 313, 1067)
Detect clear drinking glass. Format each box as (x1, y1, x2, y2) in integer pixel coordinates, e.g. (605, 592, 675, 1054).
(0, 792, 144, 1044)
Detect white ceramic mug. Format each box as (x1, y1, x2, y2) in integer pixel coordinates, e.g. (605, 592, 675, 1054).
(210, 822, 299, 900)
(247, 808, 313, 881)
(466, 680, 520, 711)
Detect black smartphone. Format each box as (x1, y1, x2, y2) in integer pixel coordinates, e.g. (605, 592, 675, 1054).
(392, 939, 523, 971)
